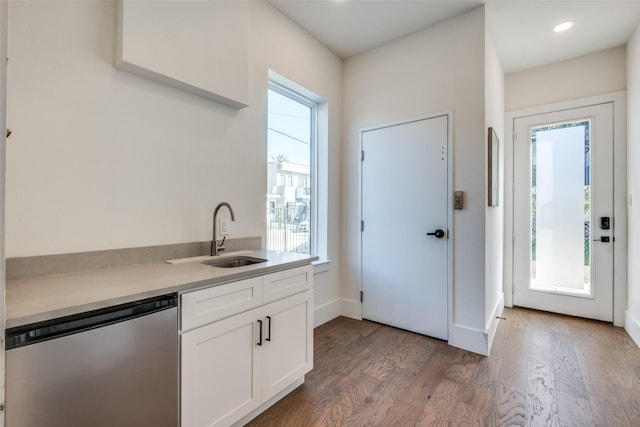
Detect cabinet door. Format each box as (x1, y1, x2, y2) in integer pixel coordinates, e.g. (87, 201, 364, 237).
(181, 307, 262, 427)
(261, 290, 313, 402)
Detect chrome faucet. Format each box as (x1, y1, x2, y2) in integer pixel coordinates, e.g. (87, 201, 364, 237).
(212, 202, 236, 256)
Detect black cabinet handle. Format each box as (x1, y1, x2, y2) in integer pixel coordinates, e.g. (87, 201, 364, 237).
(257, 319, 263, 346)
(266, 316, 271, 342)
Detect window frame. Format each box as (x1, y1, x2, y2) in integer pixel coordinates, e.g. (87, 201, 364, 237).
(267, 81, 319, 257)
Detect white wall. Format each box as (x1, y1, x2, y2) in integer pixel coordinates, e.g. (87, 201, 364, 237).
(484, 28, 505, 351)
(342, 7, 490, 354)
(6, 0, 342, 324)
(627, 24, 640, 346)
(506, 46, 627, 111)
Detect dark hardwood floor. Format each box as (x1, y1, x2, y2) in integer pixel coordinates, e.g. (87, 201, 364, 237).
(246, 308, 640, 426)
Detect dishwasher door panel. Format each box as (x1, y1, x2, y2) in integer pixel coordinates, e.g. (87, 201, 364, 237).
(5, 307, 178, 427)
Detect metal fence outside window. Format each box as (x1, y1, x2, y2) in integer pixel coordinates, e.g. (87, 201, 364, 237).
(266, 206, 310, 254)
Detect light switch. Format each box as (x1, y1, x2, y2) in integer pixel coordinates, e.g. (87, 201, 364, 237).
(219, 219, 230, 236)
(454, 191, 464, 210)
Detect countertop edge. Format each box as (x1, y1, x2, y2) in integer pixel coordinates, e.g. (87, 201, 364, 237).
(6, 250, 319, 329)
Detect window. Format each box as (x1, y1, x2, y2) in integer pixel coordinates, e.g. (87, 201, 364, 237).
(266, 81, 316, 255)
(530, 120, 592, 295)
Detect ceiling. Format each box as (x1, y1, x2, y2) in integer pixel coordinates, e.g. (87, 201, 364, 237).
(267, 0, 640, 74)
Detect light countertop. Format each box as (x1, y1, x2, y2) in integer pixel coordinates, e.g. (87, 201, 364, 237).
(6, 249, 318, 329)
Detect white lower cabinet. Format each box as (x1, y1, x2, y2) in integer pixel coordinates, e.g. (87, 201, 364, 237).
(180, 266, 313, 427)
(181, 307, 263, 427)
(262, 290, 313, 402)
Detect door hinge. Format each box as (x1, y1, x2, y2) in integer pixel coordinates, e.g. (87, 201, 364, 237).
(512, 131, 516, 143)
(512, 232, 515, 243)
(361, 150, 365, 161)
(360, 291, 363, 303)
(361, 220, 365, 232)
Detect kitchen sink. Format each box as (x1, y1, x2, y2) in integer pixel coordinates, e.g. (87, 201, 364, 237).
(201, 256, 268, 268)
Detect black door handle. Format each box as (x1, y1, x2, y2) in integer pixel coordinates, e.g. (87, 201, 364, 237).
(427, 229, 445, 238)
(257, 319, 263, 346)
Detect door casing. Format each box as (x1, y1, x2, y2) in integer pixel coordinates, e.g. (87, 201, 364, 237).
(0, 0, 8, 422)
(505, 92, 627, 326)
(358, 112, 454, 340)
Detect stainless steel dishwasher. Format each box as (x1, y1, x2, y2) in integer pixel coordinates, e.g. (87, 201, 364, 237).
(5, 293, 179, 427)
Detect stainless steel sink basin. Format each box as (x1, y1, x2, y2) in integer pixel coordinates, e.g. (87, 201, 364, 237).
(201, 256, 268, 268)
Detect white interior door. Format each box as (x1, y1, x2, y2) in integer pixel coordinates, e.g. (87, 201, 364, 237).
(513, 103, 614, 321)
(361, 115, 448, 340)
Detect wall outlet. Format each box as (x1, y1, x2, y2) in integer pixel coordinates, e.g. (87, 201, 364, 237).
(219, 219, 230, 236)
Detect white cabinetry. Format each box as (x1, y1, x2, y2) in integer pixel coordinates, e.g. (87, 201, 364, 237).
(116, 0, 249, 108)
(181, 307, 262, 427)
(261, 291, 313, 402)
(180, 265, 313, 427)
(181, 276, 262, 332)
(263, 266, 313, 304)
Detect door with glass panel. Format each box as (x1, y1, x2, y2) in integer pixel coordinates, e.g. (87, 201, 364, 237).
(513, 103, 614, 321)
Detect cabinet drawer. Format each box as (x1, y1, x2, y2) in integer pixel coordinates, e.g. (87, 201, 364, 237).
(262, 265, 313, 304)
(181, 277, 262, 331)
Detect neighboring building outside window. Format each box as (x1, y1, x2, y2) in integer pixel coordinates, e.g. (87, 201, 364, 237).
(266, 82, 316, 255)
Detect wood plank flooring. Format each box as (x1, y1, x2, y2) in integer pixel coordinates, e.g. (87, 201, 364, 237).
(246, 308, 640, 426)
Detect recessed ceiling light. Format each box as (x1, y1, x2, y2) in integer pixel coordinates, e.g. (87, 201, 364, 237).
(554, 21, 574, 33)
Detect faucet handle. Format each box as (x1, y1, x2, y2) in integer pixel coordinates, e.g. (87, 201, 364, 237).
(216, 236, 227, 253)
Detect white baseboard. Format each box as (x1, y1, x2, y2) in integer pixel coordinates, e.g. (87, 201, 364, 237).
(449, 323, 488, 356)
(336, 296, 504, 357)
(314, 299, 341, 327)
(340, 298, 361, 320)
(486, 293, 505, 354)
(625, 310, 640, 348)
(313, 298, 361, 328)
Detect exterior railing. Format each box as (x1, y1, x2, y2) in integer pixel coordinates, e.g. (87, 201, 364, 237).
(266, 206, 310, 254)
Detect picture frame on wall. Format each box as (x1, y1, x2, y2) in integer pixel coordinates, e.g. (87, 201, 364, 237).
(488, 127, 499, 207)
